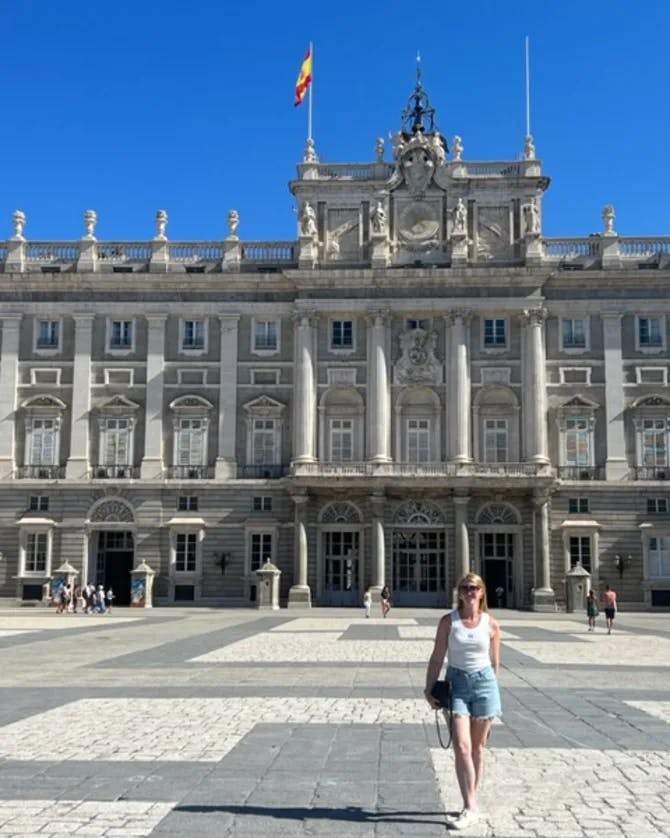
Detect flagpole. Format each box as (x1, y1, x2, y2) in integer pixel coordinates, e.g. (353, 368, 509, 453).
(525, 35, 531, 138)
(308, 41, 313, 141)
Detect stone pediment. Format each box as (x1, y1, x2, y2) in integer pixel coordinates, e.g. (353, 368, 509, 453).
(169, 395, 213, 412)
(560, 395, 599, 410)
(243, 395, 286, 416)
(96, 394, 140, 412)
(21, 394, 67, 411)
(632, 394, 670, 408)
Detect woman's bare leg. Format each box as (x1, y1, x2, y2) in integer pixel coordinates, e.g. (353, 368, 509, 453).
(451, 714, 477, 811)
(470, 717, 494, 794)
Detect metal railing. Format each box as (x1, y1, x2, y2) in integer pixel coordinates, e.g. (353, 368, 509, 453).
(557, 466, 605, 481)
(237, 465, 290, 479)
(91, 465, 138, 479)
(15, 465, 65, 479)
(166, 465, 215, 479)
(635, 466, 670, 481)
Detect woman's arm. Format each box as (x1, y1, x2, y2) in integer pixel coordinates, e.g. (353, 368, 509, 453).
(489, 616, 501, 675)
(424, 614, 451, 707)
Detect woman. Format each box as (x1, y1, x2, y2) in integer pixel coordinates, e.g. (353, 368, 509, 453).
(586, 589, 599, 631)
(424, 572, 502, 830)
(380, 585, 391, 618)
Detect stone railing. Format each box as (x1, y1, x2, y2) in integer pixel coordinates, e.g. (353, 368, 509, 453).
(291, 461, 546, 478)
(543, 238, 601, 259)
(306, 163, 394, 180)
(619, 238, 670, 258)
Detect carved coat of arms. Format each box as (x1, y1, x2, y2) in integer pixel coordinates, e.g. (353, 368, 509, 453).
(394, 327, 442, 385)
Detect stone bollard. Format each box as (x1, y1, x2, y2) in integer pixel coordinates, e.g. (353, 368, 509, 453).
(130, 560, 156, 608)
(255, 561, 281, 610)
(565, 562, 591, 613)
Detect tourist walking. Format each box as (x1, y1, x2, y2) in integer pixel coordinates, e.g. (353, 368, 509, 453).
(424, 572, 502, 831)
(363, 588, 372, 619)
(586, 589, 598, 631)
(380, 585, 391, 618)
(603, 585, 617, 634)
(106, 587, 115, 614)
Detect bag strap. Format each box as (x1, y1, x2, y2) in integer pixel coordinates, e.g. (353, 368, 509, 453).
(434, 705, 453, 749)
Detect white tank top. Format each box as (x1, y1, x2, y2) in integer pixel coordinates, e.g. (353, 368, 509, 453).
(447, 610, 491, 672)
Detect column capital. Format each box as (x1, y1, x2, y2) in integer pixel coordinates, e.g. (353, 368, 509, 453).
(366, 308, 391, 327)
(444, 309, 472, 326)
(292, 308, 319, 327)
(218, 314, 240, 331)
(533, 488, 551, 506)
(520, 307, 547, 327)
(453, 492, 470, 506)
(370, 491, 386, 515)
(144, 313, 168, 325)
(291, 492, 309, 507)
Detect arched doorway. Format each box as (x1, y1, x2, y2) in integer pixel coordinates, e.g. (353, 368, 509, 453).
(318, 502, 363, 606)
(475, 502, 522, 608)
(86, 499, 136, 606)
(392, 500, 447, 606)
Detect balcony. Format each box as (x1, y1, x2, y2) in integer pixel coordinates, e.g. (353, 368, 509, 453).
(237, 465, 290, 479)
(290, 461, 551, 479)
(91, 465, 138, 479)
(166, 466, 215, 479)
(15, 465, 65, 479)
(557, 467, 605, 481)
(635, 466, 670, 481)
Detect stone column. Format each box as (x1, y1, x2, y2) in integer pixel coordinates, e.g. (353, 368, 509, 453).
(288, 493, 312, 607)
(532, 490, 555, 610)
(66, 315, 94, 479)
(140, 314, 167, 479)
(453, 493, 470, 604)
(292, 313, 317, 465)
(445, 311, 471, 463)
(521, 309, 549, 463)
(367, 310, 391, 463)
(0, 315, 21, 478)
(215, 315, 239, 479)
(370, 492, 386, 593)
(602, 314, 627, 479)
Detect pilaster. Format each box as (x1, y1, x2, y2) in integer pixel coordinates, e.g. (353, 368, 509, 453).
(445, 311, 471, 463)
(370, 492, 386, 592)
(367, 310, 391, 463)
(140, 314, 167, 479)
(452, 492, 470, 605)
(288, 493, 312, 608)
(602, 313, 628, 479)
(215, 315, 240, 479)
(531, 489, 556, 611)
(521, 308, 549, 464)
(65, 315, 94, 479)
(0, 315, 21, 477)
(292, 311, 317, 465)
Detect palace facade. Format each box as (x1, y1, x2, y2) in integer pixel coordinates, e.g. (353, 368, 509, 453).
(1, 77, 669, 610)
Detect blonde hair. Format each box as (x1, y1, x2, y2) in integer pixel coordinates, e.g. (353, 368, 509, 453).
(456, 572, 489, 612)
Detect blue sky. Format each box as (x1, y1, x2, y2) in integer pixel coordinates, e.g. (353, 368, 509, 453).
(1, 0, 668, 243)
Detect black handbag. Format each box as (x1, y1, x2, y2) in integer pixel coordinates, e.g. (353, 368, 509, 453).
(430, 679, 453, 749)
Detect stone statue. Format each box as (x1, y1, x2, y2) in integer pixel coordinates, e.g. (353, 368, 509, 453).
(370, 199, 387, 235)
(452, 135, 463, 161)
(602, 204, 616, 235)
(453, 198, 467, 235)
(523, 199, 540, 235)
(431, 133, 446, 163)
(12, 209, 26, 239)
(83, 209, 98, 240)
(155, 209, 168, 240)
(227, 209, 240, 237)
(300, 202, 318, 237)
(375, 137, 385, 162)
(524, 134, 536, 160)
(303, 137, 317, 163)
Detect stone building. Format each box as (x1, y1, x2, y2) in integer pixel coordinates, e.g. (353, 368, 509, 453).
(1, 75, 669, 610)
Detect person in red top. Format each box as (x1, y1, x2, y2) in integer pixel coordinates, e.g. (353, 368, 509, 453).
(603, 585, 617, 634)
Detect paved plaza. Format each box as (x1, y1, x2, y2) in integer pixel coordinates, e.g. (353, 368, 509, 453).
(0, 607, 668, 837)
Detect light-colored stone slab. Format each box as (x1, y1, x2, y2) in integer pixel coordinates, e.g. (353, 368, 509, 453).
(504, 635, 670, 666)
(0, 799, 173, 836)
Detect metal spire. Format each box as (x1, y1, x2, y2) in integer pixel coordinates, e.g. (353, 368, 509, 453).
(401, 53, 438, 136)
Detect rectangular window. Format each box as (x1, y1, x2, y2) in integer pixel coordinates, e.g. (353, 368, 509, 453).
(36, 320, 59, 349)
(483, 318, 506, 347)
(331, 320, 353, 349)
(642, 419, 667, 466)
(406, 319, 430, 331)
(250, 532, 273, 572)
(252, 419, 277, 464)
(569, 535, 591, 572)
(407, 419, 430, 462)
(29, 495, 49, 512)
(639, 317, 663, 348)
(254, 320, 278, 351)
(484, 419, 508, 463)
(110, 320, 133, 349)
(177, 418, 206, 466)
(649, 536, 670, 578)
(175, 533, 197, 572)
(25, 533, 47, 573)
(182, 320, 205, 350)
(104, 368, 134, 386)
(30, 419, 56, 465)
(253, 496, 273, 512)
(565, 417, 590, 466)
(178, 495, 199, 511)
(177, 369, 207, 386)
(103, 418, 130, 465)
(568, 497, 590, 514)
(647, 498, 668, 514)
(560, 368, 591, 385)
(329, 419, 354, 461)
(561, 318, 587, 349)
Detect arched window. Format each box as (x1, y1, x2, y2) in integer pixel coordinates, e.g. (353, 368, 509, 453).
(395, 387, 441, 463)
(473, 385, 519, 463)
(319, 387, 364, 462)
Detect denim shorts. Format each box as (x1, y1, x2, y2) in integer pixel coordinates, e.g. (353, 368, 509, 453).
(446, 665, 502, 719)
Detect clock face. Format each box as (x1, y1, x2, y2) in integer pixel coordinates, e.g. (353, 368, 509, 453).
(398, 201, 439, 243)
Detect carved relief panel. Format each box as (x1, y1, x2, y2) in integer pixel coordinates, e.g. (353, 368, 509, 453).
(475, 206, 511, 261)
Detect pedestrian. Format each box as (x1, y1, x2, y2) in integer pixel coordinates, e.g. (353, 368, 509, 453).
(603, 584, 617, 634)
(586, 589, 598, 631)
(380, 585, 391, 618)
(106, 587, 115, 614)
(424, 572, 502, 831)
(95, 584, 106, 614)
(363, 588, 372, 619)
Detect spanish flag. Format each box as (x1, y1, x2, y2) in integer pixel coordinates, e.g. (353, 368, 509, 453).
(294, 46, 312, 107)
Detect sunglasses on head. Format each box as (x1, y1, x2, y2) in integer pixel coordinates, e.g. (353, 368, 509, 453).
(460, 584, 480, 592)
